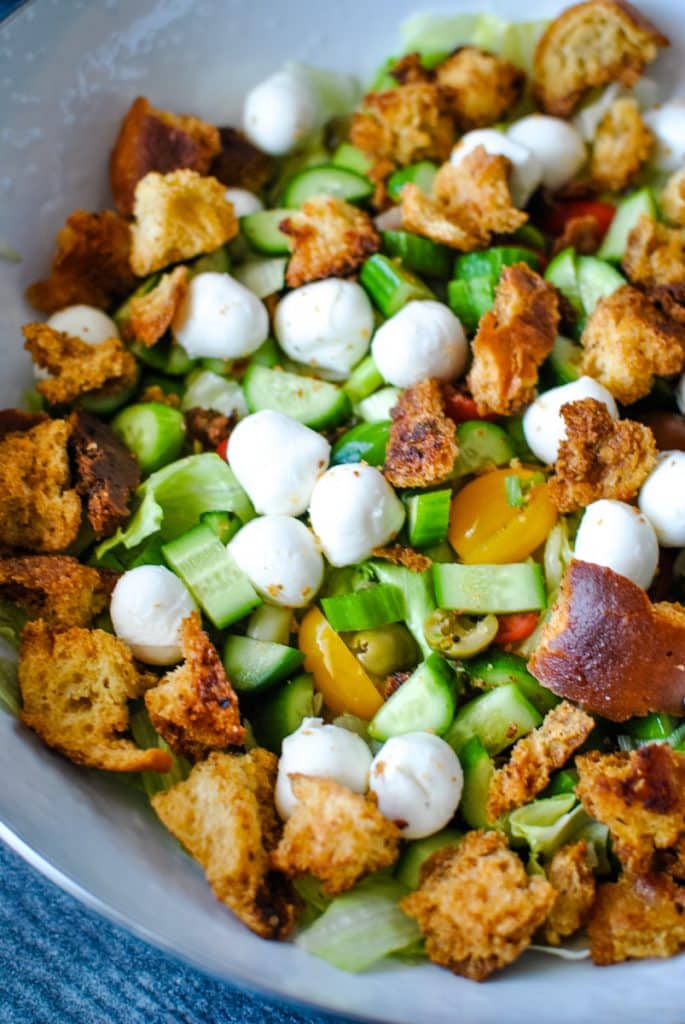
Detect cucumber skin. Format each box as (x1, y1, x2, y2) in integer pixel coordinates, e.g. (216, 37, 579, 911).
(282, 165, 374, 207)
(222, 634, 305, 693)
(331, 421, 390, 467)
(368, 653, 456, 741)
(394, 830, 463, 889)
(433, 562, 547, 615)
(443, 682, 542, 755)
(458, 735, 495, 829)
(452, 420, 514, 477)
(243, 363, 351, 430)
(598, 188, 656, 262)
(249, 674, 315, 753)
(241, 209, 294, 255)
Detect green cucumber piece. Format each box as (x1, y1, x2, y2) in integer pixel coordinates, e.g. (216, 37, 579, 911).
(447, 276, 495, 333)
(467, 650, 559, 714)
(356, 386, 401, 423)
(331, 421, 391, 467)
(405, 489, 452, 547)
(331, 143, 374, 176)
(544, 769, 579, 797)
(189, 244, 231, 278)
(243, 363, 350, 429)
(249, 674, 316, 753)
(199, 509, 242, 544)
(79, 369, 141, 416)
(282, 165, 373, 206)
(111, 402, 185, 475)
(544, 247, 583, 318)
(233, 257, 287, 298)
(394, 830, 463, 889)
(360, 254, 435, 316)
(381, 230, 452, 278)
(625, 712, 676, 740)
(451, 420, 514, 477)
(248, 337, 281, 369)
(246, 603, 293, 645)
(343, 355, 384, 404)
(444, 682, 542, 755)
(322, 583, 404, 632)
(222, 634, 304, 693)
(454, 246, 540, 282)
(370, 560, 436, 658)
(458, 736, 495, 828)
(432, 562, 546, 615)
(131, 339, 196, 376)
(576, 255, 626, 317)
(368, 653, 456, 741)
(241, 209, 295, 255)
(598, 187, 657, 262)
(387, 161, 438, 202)
(545, 335, 582, 386)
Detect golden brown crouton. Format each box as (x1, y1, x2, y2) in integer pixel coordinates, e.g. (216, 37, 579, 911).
(138, 386, 182, 409)
(548, 398, 657, 513)
(542, 840, 597, 946)
(660, 168, 685, 227)
(210, 127, 274, 193)
(0, 419, 81, 553)
(183, 407, 235, 451)
(591, 97, 652, 192)
(384, 378, 457, 488)
(350, 83, 455, 169)
(529, 560, 685, 720)
(486, 701, 594, 821)
(145, 612, 245, 761)
(623, 213, 685, 287)
(401, 148, 527, 251)
(280, 197, 380, 288)
(576, 745, 685, 874)
(551, 214, 603, 257)
(0, 556, 116, 628)
(0, 408, 48, 440)
(580, 284, 685, 404)
(109, 96, 221, 216)
(435, 47, 525, 130)
(372, 544, 432, 573)
(19, 619, 169, 772)
(401, 830, 555, 981)
(23, 324, 138, 407)
(151, 749, 298, 938)
(588, 873, 685, 965)
(468, 263, 559, 415)
(68, 410, 141, 539)
(533, 0, 668, 117)
(130, 170, 238, 276)
(388, 52, 433, 86)
(271, 775, 401, 894)
(26, 210, 137, 315)
(122, 265, 189, 347)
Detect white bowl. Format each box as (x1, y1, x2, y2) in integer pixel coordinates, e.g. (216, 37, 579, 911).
(1, 1, 684, 1020)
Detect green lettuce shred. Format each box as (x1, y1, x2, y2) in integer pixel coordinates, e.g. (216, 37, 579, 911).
(400, 12, 548, 74)
(129, 705, 191, 798)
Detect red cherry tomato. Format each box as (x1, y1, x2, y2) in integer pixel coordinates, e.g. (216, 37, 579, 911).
(494, 611, 540, 646)
(545, 200, 616, 240)
(444, 386, 498, 424)
(215, 438, 229, 461)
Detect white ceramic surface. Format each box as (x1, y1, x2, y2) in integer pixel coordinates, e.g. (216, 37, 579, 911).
(1, 1, 684, 1020)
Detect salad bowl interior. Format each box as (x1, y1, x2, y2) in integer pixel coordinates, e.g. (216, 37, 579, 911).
(1, 0, 685, 1021)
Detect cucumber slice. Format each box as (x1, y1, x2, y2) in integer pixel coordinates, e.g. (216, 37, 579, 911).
(322, 583, 405, 632)
(246, 603, 293, 645)
(343, 355, 384, 404)
(447, 276, 495, 333)
(242, 209, 295, 255)
(243, 363, 351, 429)
(248, 337, 281, 369)
(111, 402, 186, 475)
(451, 420, 514, 477)
(282, 165, 373, 207)
(79, 370, 141, 416)
(368, 653, 456, 741)
(576, 255, 625, 317)
(222, 634, 304, 693)
(432, 562, 547, 614)
(360, 254, 435, 316)
(331, 420, 391, 467)
(233, 257, 287, 298)
(332, 143, 374, 176)
(387, 161, 438, 202)
(199, 509, 242, 544)
(598, 187, 657, 262)
(405, 489, 452, 547)
(356, 386, 401, 423)
(394, 830, 463, 889)
(443, 682, 542, 755)
(467, 650, 559, 714)
(544, 247, 583, 317)
(454, 246, 540, 282)
(131, 339, 196, 376)
(381, 230, 452, 278)
(189, 244, 231, 278)
(545, 335, 583, 386)
(249, 673, 316, 753)
(458, 736, 495, 828)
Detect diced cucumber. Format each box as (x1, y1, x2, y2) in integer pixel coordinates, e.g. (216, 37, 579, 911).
(233, 257, 287, 298)
(331, 420, 390, 467)
(248, 337, 281, 369)
(222, 634, 304, 693)
(322, 583, 405, 632)
(79, 371, 141, 416)
(545, 335, 583, 386)
(360, 254, 435, 316)
(249, 673, 316, 753)
(370, 560, 436, 658)
(356, 386, 401, 423)
(394, 830, 463, 889)
(246, 603, 293, 645)
(625, 712, 676, 740)
(343, 355, 384, 404)
(381, 231, 452, 278)
(454, 246, 540, 282)
(131, 339, 196, 376)
(451, 420, 514, 477)
(242, 363, 351, 429)
(544, 247, 583, 317)
(405, 489, 451, 547)
(443, 682, 542, 755)
(111, 402, 185, 475)
(598, 187, 657, 262)
(368, 653, 456, 741)
(282, 165, 373, 207)
(544, 769, 579, 797)
(387, 161, 438, 202)
(447, 276, 495, 333)
(189, 244, 231, 278)
(432, 562, 546, 614)
(241, 209, 295, 255)
(467, 650, 559, 713)
(332, 143, 374, 176)
(199, 509, 242, 545)
(576, 255, 625, 317)
(458, 735, 495, 828)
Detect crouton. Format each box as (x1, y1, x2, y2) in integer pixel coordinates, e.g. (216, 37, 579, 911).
(401, 830, 555, 981)
(0, 419, 81, 553)
(435, 47, 525, 130)
(151, 749, 298, 938)
(145, 612, 245, 761)
(588, 873, 685, 965)
(271, 775, 400, 894)
(401, 148, 527, 251)
(486, 701, 594, 821)
(384, 378, 457, 488)
(210, 126, 274, 193)
(389, 52, 433, 86)
(542, 840, 597, 946)
(19, 619, 169, 772)
(121, 265, 189, 347)
(371, 544, 432, 573)
(576, 745, 685, 874)
(529, 560, 685, 720)
(551, 214, 602, 257)
(591, 98, 652, 192)
(23, 324, 138, 407)
(548, 398, 657, 513)
(468, 263, 559, 415)
(26, 210, 137, 315)
(280, 197, 380, 288)
(0, 408, 49, 440)
(129, 170, 238, 276)
(184, 407, 235, 451)
(660, 168, 685, 227)
(350, 83, 455, 168)
(0, 556, 116, 628)
(623, 213, 685, 287)
(68, 410, 140, 539)
(580, 284, 685, 404)
(533, 0, 668, 117)
(138, 386, 182, 408)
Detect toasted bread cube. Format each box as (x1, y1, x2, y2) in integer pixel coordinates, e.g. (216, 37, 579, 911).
(661, 168, 685, 227)
(23, 323, 137, 406)
(350, 83, 455, 168)
(435, 47, 524, 130)
(591, 97, 652, 192)
(0, 555, 116, 628)
(623, 213, 685, 287)
(122, 265, 189, 347)
(589, 873, 685, 965)
(281, 197, 379, 288)
(68, 410, 140, 540)
(384, 378, 457, 488)
(542, 840, 597, 946)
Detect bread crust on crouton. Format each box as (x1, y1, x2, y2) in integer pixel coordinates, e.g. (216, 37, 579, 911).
(591, 97, 652, 192)
(350, 83, 455, 169)
(401, 830, 555, 981)
(130, 170, 238, 276)
(548, 398, 657, 513)
(372, 544, 432, 573)
(0, 419, 81, 553)
(552, 215, 602, 257)
(281, 197, 380, 288)
(26, 210, 137, 315)
(529, 560, 685, 720)
(534, 0, 668, 117)
(623, 213, 685, 287)
(69, 410, 141, 539)
(122, 265, 189, 347)
(435, 47, 525, 130)
(23, 324, 138, 406)
(384, 378, 457, 488)
(486, 701, 594, 821)
(151, 749, 298, 938)
(661, 168, 685, 227)
(210, 127, 274, 193)
(0, 408, 49, 440)
(184, 407, 235, 451)
(0, 556, 116, 628)
(19, 619, 169, 772)
(588, 872, 685, 965)
(468, 263, 559, 415)
(542, 840, 597, 946)
(580, 284, 685, 404)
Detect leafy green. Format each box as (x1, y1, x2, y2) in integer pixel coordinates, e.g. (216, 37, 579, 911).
(0, 599, 27, 647)
(0, 656, 20, 717)
(129, 704, 191, 798)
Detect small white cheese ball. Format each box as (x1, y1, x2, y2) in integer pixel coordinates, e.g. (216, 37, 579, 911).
(643, 101, 685, 172)
(574, 499, 659, 589)
(228, 515, 323, 607)
(676, 372, 685, 415)
(276, 717, 373, 819)
(371, 300, 468, 388)
(369, 733, 463, 839)
(507, 115, 587, 192)
(228, 410, 330, 516)
(47, 304, 119, 343)
(522, 376, 618, 466)
(243, 69, 319, 156)
(172, 272, 268, 359)
(639, 451, 685, 547)
(309, 464, 405, 567)
(110, 565, 197, 665)
(225, 188, 264, 218)
(274, 279, 374, 378)
(450, 128, 543, 208)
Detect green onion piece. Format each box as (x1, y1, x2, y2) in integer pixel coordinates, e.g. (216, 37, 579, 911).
(322, 583, 405, 632)
(386, 161, 438, 202)
(360, 254, 435, 317)
(405, 489, 452, 547)
(432, 562, 547, 614)
(370, 560, 436, 657)
(505, 475, 524, 507)
(343, 355, 384, 404)
(129, 705, 191, 797)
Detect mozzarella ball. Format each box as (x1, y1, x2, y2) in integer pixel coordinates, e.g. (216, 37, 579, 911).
(574, 499, 659, 589)
(274, 279, 374, 378)
(639, 451, 685, 546)
(507, 116, 587, 192)
(522, 376, 618, 466)
(228, 410, 330, 516)
(371, 300, 468, 388)
(644, 101, 685, 172)
(172, 272, 268, 359)
(450, 128, 542, 208)
(309, 464, 405, 567)
(276, 717, 373, 819)
(228, 515, 323, 607)
(676, 372, 685, 415)
(110, 565, 197, 665)
(47, 304, 119, 343)
(369, 733, 463, 839)
(243, 69, 319, 156)
(225, 188, 264, 218)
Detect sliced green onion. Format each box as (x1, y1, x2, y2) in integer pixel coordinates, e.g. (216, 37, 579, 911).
(433, 562, 547, 614)
(370, 560, 436, 658)
(343, 355, 384, 404)
(406, 489, 452, 547)
(322, 583, 405, 632)
(387, 161, 438, 202)
(360, 254, 434, 317)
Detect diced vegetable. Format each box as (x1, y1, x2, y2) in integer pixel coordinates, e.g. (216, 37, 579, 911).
(298, 607, 383, 719)
(332, 142, 374, 176)
(405, 489, 452, 547)
(467, 650, 559, 713)
(625, 712, 676, 740)
(360, 254, 435, 316)
(111, 402, 185, 475)
(598, 187, 657, 262)
(509, 793, 589, 864)
(189, 244, 231, 278)
(447, 276, 495, 333)
(322, 583, 405, 632)
(386, 161, 438, 202)
(233, 257, 287, 298)
(356, 386, 401, 423)
(241, 209, 294, 255)
(282, 165, 373, 207)
(198, 509, 241, 544)
(370, 560, 436, 658)
(576, 255, 625, 317)
(433, 562, 547, 614)
(545, 335, 583, 386)
(331, 420, 390, 467)
(451, 421, 514, 478)
(381, 230, 452, 278)
(454, 246, 541, 282)
(343, 355, 384, 404)
(222, 634, 304, 693)
(368, 653, 456, 740)
(544, 769, 579, 797)
(245, 603, 293, 645)
(242, 363, 351, 429)
(80, 372, 141, 416)
(458, 736, 496, 828)
(247, 336, 281, 369)
(444, 682, 542, 755)
(394, 829, 463, 889)
(544, 247, 584, 320)
(249, 673, 316, 753)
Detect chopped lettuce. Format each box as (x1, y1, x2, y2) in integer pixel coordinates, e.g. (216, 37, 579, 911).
(181, 371, 248, 419)
(0, 654, 20, 717)
(129, 704, 190, 798)
(400, 12, 548, 73)
(0, 599, 27, 648)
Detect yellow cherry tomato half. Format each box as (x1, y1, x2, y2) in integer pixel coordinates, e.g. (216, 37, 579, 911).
(298, 606, 383, 720)
(448, 467, 557, 564)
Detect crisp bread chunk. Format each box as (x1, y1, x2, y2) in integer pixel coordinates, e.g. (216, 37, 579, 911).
(350, 83, 455, 169)
(542, 840, 597, 946)
(591, 97, 652, 192)
(209, 126, 274, 192)
(121, 265, 189, 347)
(623, 213, 685, 287)
(372, 544, 432, 573)
(281, 197, 379, 288)
(23, 324, 137, 406)
(0, 409, 49, 440)
(384, 378, 457, 488)
(69, 410, 141, 539)
(552, 214, 603, 257)
(661, 168, 685, 227)
(435, 47, 525, 130)
(0, 555, 116, 628)
(588, 873, 685, 965)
